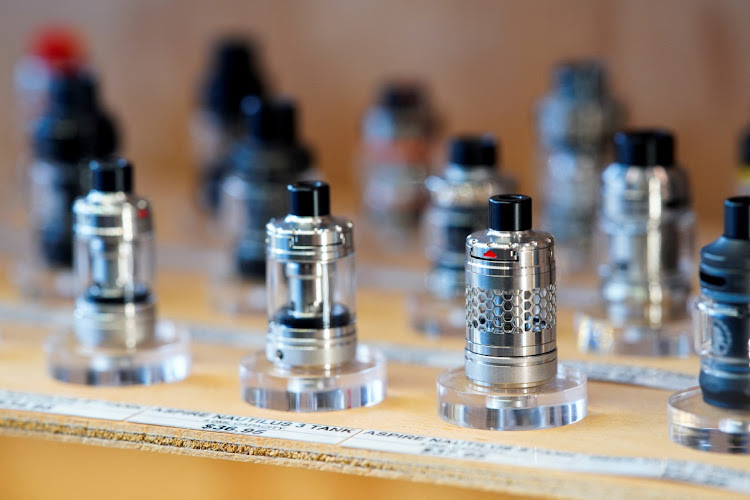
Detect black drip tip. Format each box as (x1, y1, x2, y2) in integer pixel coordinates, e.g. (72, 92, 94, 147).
(723, 196, 750, 240)
(203, 37, 266, 119)
(614, 129, 675, 167)
(288, 181, 330, 217)
(553, 60, 606, 99)
(489, 194, 532, 232)
(242, 96, 296, 145)
(448, 135, 497, 168)
(90, 157, 133, 194)
(377, 81, 424, 109)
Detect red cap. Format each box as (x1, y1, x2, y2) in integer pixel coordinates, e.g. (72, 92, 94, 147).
(29, 25, 86, 73)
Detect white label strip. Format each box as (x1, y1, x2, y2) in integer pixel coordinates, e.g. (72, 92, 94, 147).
(127, 407, 360, 445)
(341, 430, 750, 495)
(0, 390, 748, 494)
(563, 361, 697, 391)
(0, 390, 145, 421)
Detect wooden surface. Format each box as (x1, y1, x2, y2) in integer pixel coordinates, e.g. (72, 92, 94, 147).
(0, 265, 747, 499)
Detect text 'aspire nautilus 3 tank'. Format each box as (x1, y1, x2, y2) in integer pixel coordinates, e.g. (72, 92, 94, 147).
(240, 181, 386, 412)
(358, 81, 439, 249)
(438, 194, 587, 430)
(576, 130, 695, 356)
(536, 60, 624, 279)
(669, 197, 750, 453)
(20, 70, 119, 298)
(215, 96, 312, 313)
(408, 134, 516, 337)
(45, 158, 190, 385)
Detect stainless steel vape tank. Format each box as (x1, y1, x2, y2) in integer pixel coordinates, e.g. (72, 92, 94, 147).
(536, 61, 623, 277)
(576, 130, 694, 356)
(669, 197, 750, 453)
(45, 158, 190, 385)
(359, 81, 439, 245)
(438, 194, 587, 430)
(409, 135, 516, 336)
(240, 181, 386, 412)
(215, 96, 312, 313)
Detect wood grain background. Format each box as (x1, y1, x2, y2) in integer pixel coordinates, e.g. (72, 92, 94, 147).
(1, 0, 749, 224)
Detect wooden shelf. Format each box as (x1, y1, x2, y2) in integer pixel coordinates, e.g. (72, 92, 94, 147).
(0, 265, 748, 499)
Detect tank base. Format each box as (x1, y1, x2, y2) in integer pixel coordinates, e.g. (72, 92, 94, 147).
(575, 308, 692, 357)
(240, 345, 387, 412)
(437, 365, 587, 430)
(668, 387, 750, 454)
(45, 320, 191, 386)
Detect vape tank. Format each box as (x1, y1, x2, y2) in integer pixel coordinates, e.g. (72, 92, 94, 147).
(215, 96, 312, 313)
(438, 195, 587, 430)
(45, 158, 191, 385)
(358, 81, 439, 246)
(240, 181, 386, 411)
(408, 135, 516, 337)
(536, 60, 624, 278)
(576, 130, 694, 356)
(20, 70, 119, 298)
(669, 197, 750, 453)
(192, 36, 267, 214)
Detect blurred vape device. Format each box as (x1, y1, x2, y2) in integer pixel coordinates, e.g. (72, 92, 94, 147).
(359, 81, 438, 242)
(14, 25, 87, 133)
(408, 135, 516, 337)
(240, 182, 386, 411)
(19, 71, 119, 298)
(215, 96, 312, 313)
(192, 36, 267, 214)
(669, 197, 750, 453)
(437, 195, 587, 430)
(576, 130, 694, 356)
(536, 60, 623, 277)
(46, 158, 191, 385)
(739, 126, 750, 196)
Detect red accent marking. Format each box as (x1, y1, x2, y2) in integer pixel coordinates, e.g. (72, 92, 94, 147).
(137, 208, 149, 219)
(483, 250, 497, 259)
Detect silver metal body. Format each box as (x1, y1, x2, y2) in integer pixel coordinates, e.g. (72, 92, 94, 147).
(266, 214, 356, 369)
(423, 165, 515, 299)
(598, 163, 694, 326)
(72, 191, 156, 348)
(536, 67, 623, 267)
(464, 228, 557, 388)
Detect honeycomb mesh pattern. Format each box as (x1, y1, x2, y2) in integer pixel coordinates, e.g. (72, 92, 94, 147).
(466, 284, 556, 333)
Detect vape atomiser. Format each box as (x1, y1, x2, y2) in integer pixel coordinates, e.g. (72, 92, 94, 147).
(359, 81, 438, 236)
(240, 181, 386, 412)
(22, 70, 118, 298)
(536, 60, 623, 276)
(576, 130, 694, 356)
(215, 96, 311, 313)
(409, 135, 516, 336)
(438, 194, 587, 430)
(45, 158, 190, 385)
(193, 36, 267, 213)
(669, 197, 750, 453)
